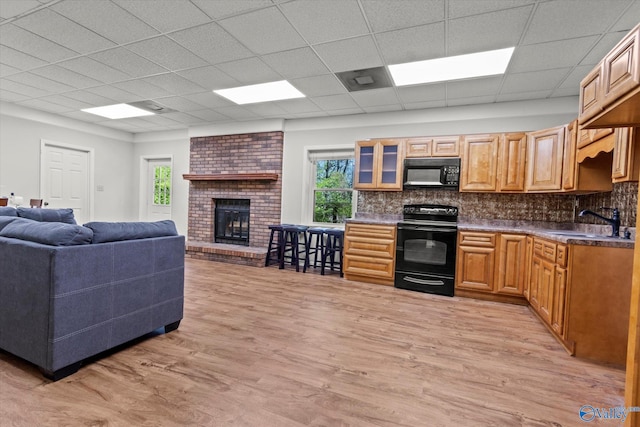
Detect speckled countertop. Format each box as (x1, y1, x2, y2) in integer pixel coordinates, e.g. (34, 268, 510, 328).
(347, 215, 635, 249)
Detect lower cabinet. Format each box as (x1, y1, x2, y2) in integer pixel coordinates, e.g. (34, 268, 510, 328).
(455, 231, 527, 301)
(343, 223, 396, 286)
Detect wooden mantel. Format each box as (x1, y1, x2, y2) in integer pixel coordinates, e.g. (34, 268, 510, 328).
(183, 173, 279, 181)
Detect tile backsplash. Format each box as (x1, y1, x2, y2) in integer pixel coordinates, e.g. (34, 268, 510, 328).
(358, 182, 638, 227)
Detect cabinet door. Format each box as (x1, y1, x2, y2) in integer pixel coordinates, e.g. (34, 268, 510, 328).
(456, 245, 495, 292)
(529, 255, 542, 309)
(524, 236, 533, 301)
(432, 136, 460, 157)
(460, 134, 499, 191)
(376, 140, 403, 190)
(354, 140, 377, 189)
(602, 25, 639, 109)
(551, 267, 567, 337)
(612, 127, 640, 182)
(495, 234, 526, 295)
(538, 259, 555, 324)
(498, 133, 527, 192)
(579, 64, 604, 125)
(526, 126, 565, 191)
(563, 120, 578, 190)
(405, 137, 432, 158)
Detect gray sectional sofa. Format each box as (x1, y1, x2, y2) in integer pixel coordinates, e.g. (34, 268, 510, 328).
(0, 207, 185, 380)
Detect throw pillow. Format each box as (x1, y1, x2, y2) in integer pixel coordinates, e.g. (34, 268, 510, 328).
(0, 206, 18, 217)
(0, 219, 93, 246)
(83, 220, 178, 244)
(17, 207, 77, 224)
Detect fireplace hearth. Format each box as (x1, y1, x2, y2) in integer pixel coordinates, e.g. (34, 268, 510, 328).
(215, 198, 250, 246)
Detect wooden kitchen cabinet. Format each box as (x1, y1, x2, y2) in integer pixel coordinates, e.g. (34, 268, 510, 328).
(579, 23, 640, 128)
(460, 134, 500, 191)
(354, 139, 403, 191)
(526, 125, 565, 191)
(456, 231, 496, 292)
(405, 136, 460, 158)
(612, 127, 640, 182)
(495, 234, 527, 295)
(497, 133, 527, 192)
(343, 222, 396, 286)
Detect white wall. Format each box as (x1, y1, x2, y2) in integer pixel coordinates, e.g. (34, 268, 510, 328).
(281, 97, 580, 224)
(0, 103, 136, 222)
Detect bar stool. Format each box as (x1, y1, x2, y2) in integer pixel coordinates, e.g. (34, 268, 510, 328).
(322, 228, 344, 277)
(303, 227, 326, 273)
(265, 224, 286, 267)
(280, 225, 309, 272)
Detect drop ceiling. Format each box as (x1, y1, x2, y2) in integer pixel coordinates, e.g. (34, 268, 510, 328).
(0, 0, 638, 134)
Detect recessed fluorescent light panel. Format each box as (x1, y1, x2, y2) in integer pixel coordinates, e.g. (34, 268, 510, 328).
(81, 103, 155, 119)
(388, 47, 515, 86)
(214, 80, 305, 105)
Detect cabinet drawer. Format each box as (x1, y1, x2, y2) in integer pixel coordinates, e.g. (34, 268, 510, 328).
(405, 138, 432, 158)
(344, 235, 395, 259)
(345, 223, 396, 240)
(542, 241, 556, 262)
(556, 244, 568, 268)
(459, 231, 496, 247)
(343, 255, 395, 279)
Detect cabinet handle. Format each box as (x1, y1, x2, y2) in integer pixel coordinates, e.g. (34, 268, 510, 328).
(403, 276, 445, 286)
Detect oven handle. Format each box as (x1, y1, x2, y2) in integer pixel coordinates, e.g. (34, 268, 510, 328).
(403, 276, 446, 286)
(397, 226, 457, 233)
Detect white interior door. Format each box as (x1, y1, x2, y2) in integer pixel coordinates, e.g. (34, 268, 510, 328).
(42, 143, 90, 225)
(145, 158, 172, 222)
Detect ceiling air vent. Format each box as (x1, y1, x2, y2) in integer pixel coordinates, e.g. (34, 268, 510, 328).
(335, 67, 393, 92)
(128, 100, 177, 115)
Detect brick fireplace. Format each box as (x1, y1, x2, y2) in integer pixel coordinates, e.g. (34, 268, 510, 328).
(184, 131, 283, 266)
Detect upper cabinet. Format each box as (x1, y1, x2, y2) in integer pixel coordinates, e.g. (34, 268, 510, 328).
(498, 133, 527, 192)
(579, 23, 640, 128)
(526, 125, 565, 192)
(405, 136, 460, 158)
(612, 127, 640, 182)
(460, 134, 500, 191)
(354, 139, 403, 191)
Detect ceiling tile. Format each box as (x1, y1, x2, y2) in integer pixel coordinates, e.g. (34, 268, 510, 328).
(12, 8, 115, 54)
(524, 0, 632, 44)
(509, 36, 599, 73)
(31, 65, 102, 89)
(0, 0, 43, 19)
(57, 57, 130, 83)
(5, 72, 76, 93)
(140, 73, 206, 95)
(289, 75, 346, 97)
(113, 0, 210, 33)
(448, 0, 535, 18)
(60, 110, 106, 122)
(556, 64, 594, 89)
(580, 31, 630, 65)
(611, 1, 640, 32)
(1, 77, 57, 98)
(86, 85, 141, 104)
(446, 76, 502, 99)
(496, 90, 553, 102)
(207, 105, 260, 120)
(147, 111, 204, 124)
(396, 83, 446, 103)
(187, 91, 236, 108)
(51, 0, 159, 44)
(38, 94, 94, 109)
(243, 102, 289, 117)
(190, 0, 272, 20)
(273, 98, 322, 114)
(0, 45, 47, 70)
(89, 47, 168, 78)
(280, 0, 369, 44)
(501, 68, 571, 94)
(125, 36, 208, 71)
(361, 0, 444, 33)
(112, 79, 172, 99)
(187, 109, 232, 122)
(375, 22, 445, 64)
(0, 63, 21, 77)
(404, 99, 446, 110)
(325, 107, 364, 116)
(350, 88, 400, 107)
(0, 88, 30, 102)
(313, 36, 383, 73)
(362, 104, 403, 114)
(152, 96, 207, 112)
(448, 6, 532, 55)
(218, 7, 306, 55)
(261, 48, 330, 79)
(215, 58, 281, 85)
(312, 94, 359, 110)
(550, 87, 579, 98)
(17, 98, 74, 113)
(62, 90, 120, 106)
(176, 66, 240, 90)
(0, 23, 77, 62)
(169, 22, 254, 64)
(447, 95, 497, 107)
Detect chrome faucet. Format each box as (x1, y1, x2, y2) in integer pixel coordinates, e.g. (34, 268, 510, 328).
(578, 207, 620, 237)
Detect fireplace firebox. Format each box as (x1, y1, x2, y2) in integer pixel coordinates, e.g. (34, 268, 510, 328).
(214, 199, 250, 246)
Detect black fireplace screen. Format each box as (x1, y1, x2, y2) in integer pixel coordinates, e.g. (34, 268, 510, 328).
(214, 199, 250, 246)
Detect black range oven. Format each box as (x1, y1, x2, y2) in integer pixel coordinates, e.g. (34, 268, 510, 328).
(395, 204, 458, 297)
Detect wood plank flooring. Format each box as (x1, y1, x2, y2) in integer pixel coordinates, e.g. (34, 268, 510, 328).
(0, 258, 626, 426)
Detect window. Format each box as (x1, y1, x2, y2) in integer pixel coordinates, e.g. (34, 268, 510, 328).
(153, 165, 171, 206)
(308, 150, 355, 224)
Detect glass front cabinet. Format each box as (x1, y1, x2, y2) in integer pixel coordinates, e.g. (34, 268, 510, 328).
(354, 139, 404, 191)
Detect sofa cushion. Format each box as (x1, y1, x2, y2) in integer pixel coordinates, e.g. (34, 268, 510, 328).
(83, 220, 178, 244)
(0, 219, 93, 246)
(17, 207, 77, 224)
(0, 206, 18, 217)
(0, 216, 23, 231)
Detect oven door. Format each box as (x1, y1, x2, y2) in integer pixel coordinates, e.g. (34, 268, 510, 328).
(395, 223, 457, 277)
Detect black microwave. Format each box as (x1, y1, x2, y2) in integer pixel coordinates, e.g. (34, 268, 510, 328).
(403, 158, 461, 189)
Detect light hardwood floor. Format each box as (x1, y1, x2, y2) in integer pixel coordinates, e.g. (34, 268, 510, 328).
(1, 258, 626, 426)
